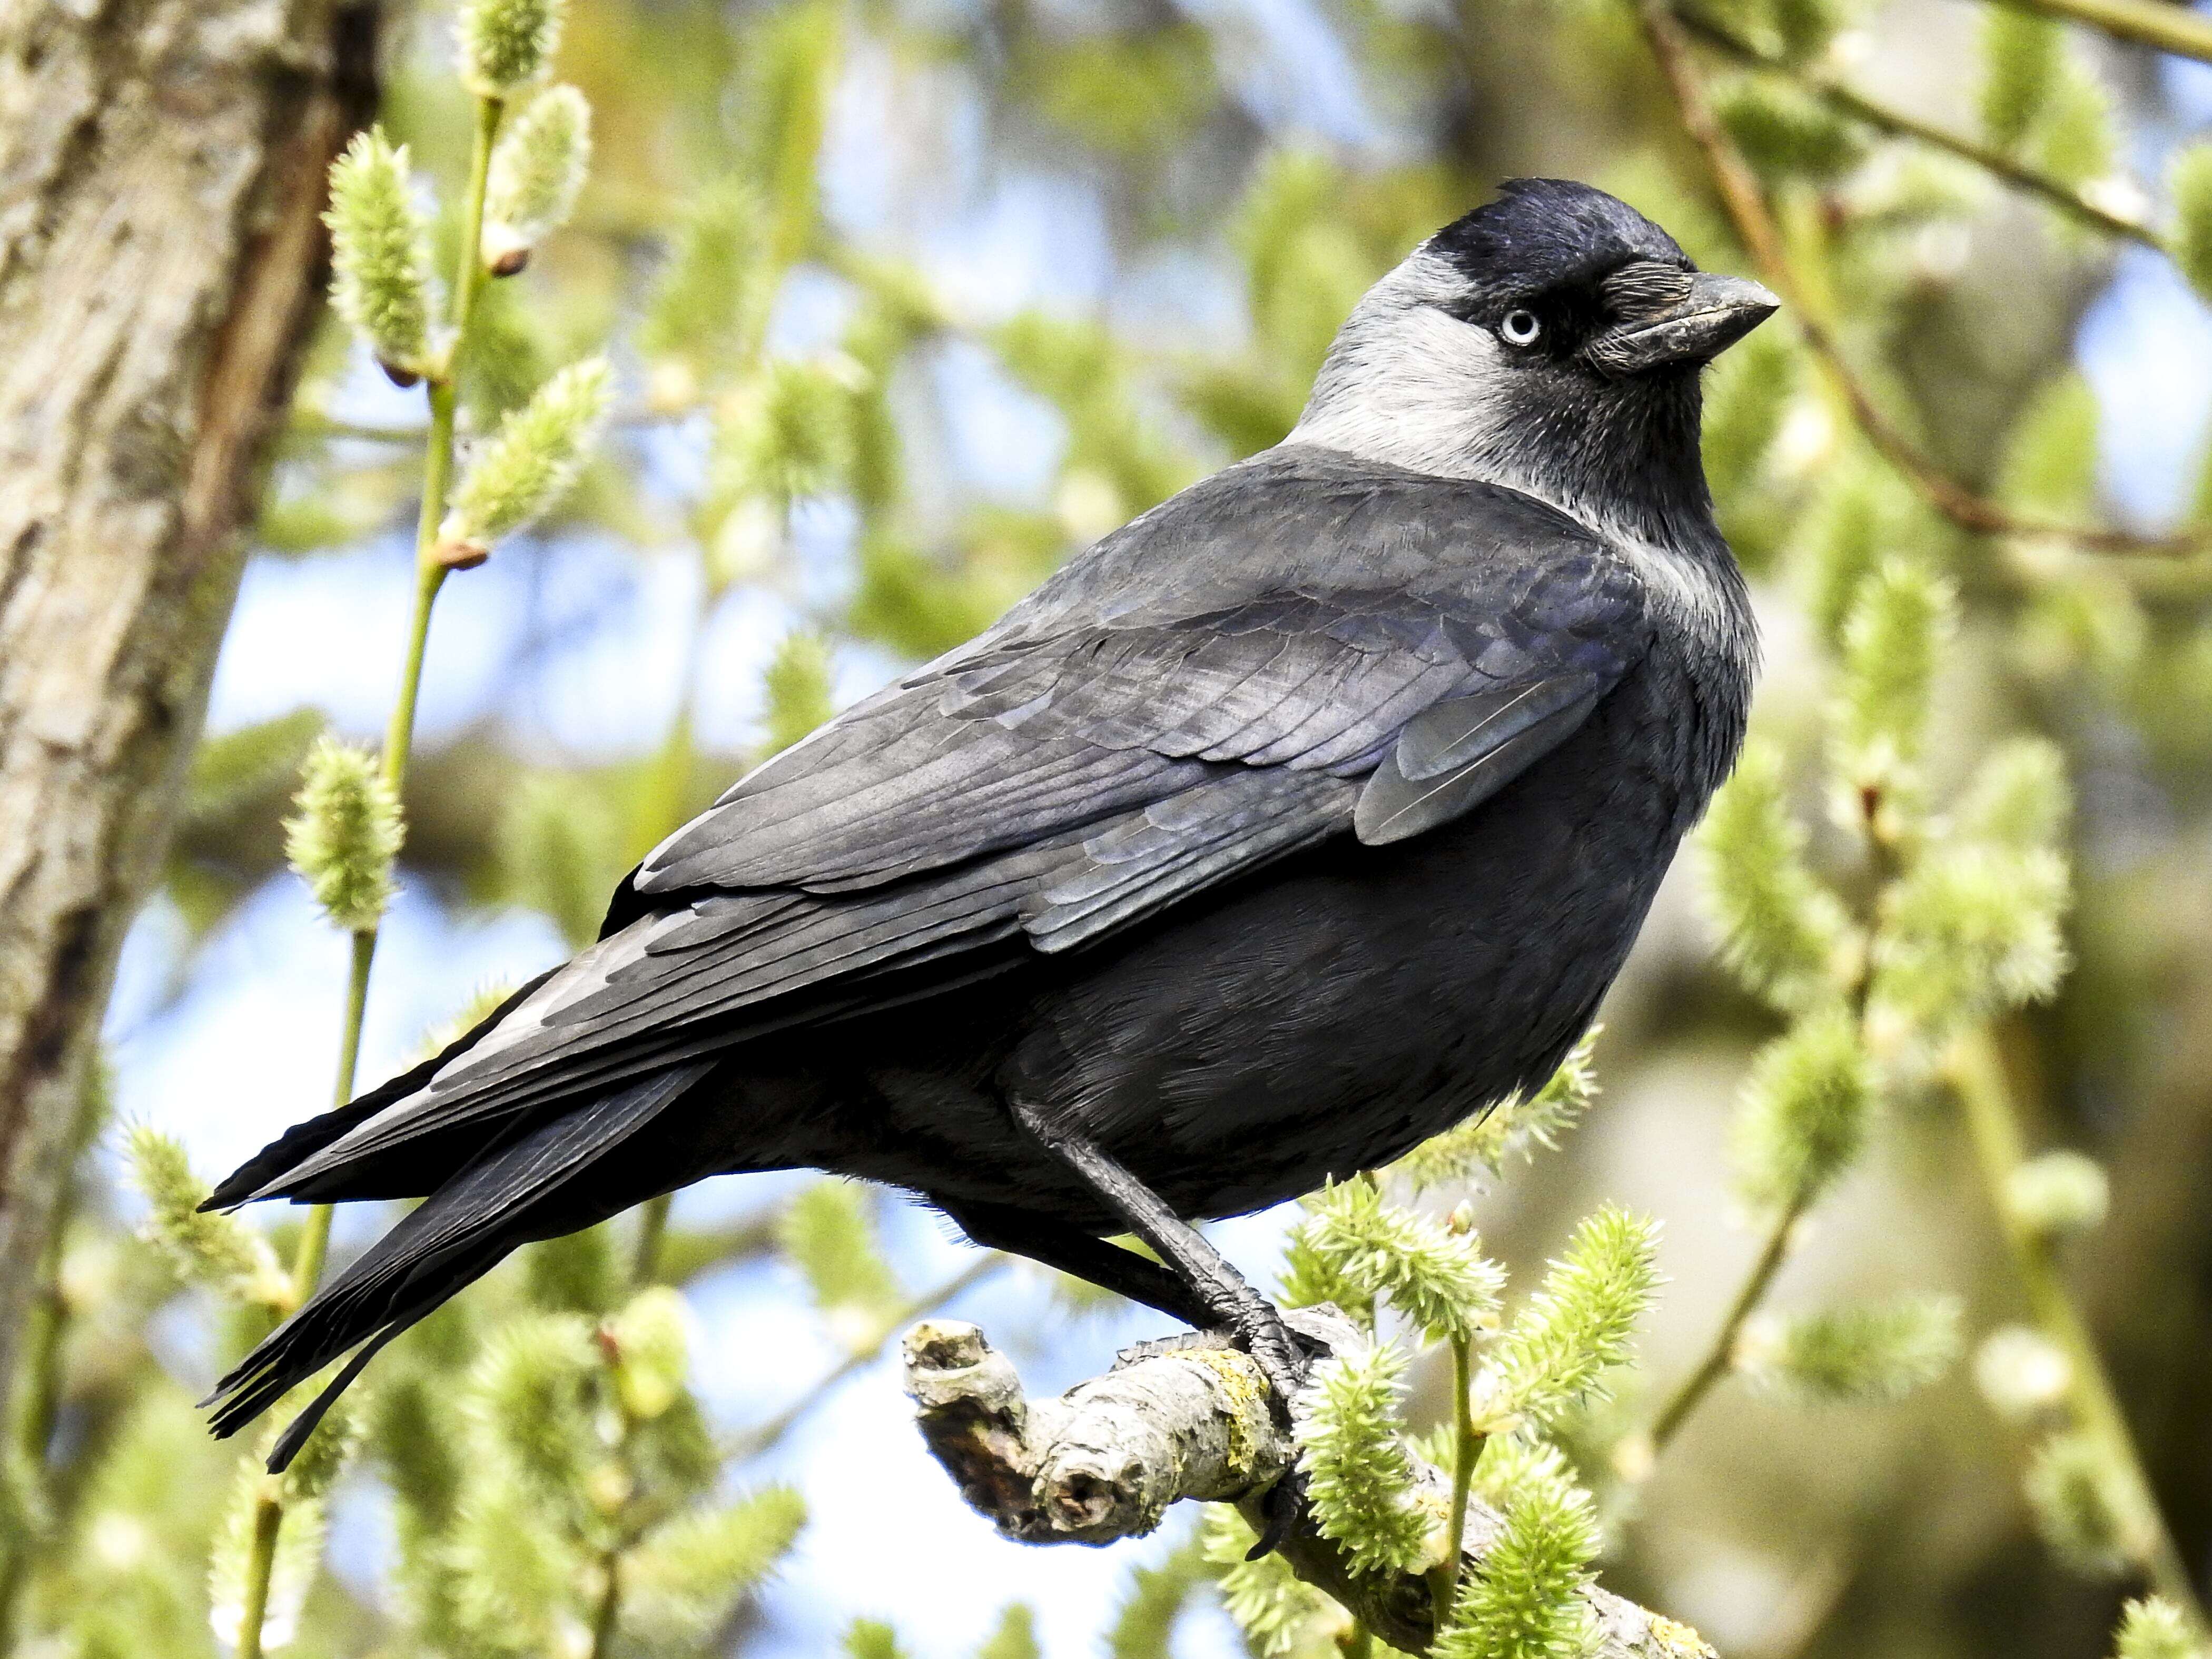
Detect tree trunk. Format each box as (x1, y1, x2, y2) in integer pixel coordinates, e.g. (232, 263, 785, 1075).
(0, 0, 378, 1411)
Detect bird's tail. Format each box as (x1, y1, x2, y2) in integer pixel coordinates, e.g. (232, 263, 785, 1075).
(203, 1059, 713, 1471)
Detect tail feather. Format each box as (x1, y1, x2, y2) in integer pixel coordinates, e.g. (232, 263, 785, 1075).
(201, 969, 559, 1213)
(204, 1060, 713, 1466)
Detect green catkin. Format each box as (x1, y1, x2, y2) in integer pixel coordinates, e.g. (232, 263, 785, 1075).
(456, 0, 566, 97)
(1104, 1537, 1205, 1659)
(186, 709, 325, 821)
(284, 735, 402, 933)
(1285, 1179, 1504, 1342)
(1698, 744, 1855, 1015)
(2035, 61, 2116, 191)
(446, 1478, 574, 1655)
(1200, 1507, 1339, 1657)
(1871, 843, 2069, 1045)
(1958, 739, 2070, 854)
(1979, 12, 2062, 152)
(521, 1224, 620, 1317)
(496, 771, 623, 949)
(619, 1488, 807, 1650)
(1434, 1440, 1598, 1659)
(461, 1313, 598, 1499)
(977, 1602, 1043, 1659)
(1297, 1341, 1430, 1577)
(762, 632, 835, 756)
(324, 129, 435, 376)
(640, 184, 771, 392)
(2025, 1430, 2143, 1574)
(1836, 558, 1954, 782)
(482, 85, 591, 270)
(1767, 0, 1847, 63)
(2004, 1150, 2109, 1239)
(1800, 453, 1915, 647)
(715, 358, 862, 509)
(1713, 77, 1863, 181)
(1997, 373, 2099, 519)
(844, 1618, 910, 1659)
(778, 1179, 903, 1344)
(1730, 1011, 1875, 1211)
(1739, 1295, 1962, 1404)
(1701, 325, 1796, 511)
(1477, 1205, 1658, 1433)
(441, 355, 613, 554)
(605, 1286, 691, 1420)
(122, 1126, 291, 1309)
(2111, 1597, 2206, 1659)
(206, 1461, 327, 1653)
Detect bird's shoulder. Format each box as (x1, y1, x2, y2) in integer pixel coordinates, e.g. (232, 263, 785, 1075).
(995, 442, 1648, 641)
(628, 445, 1656, 901)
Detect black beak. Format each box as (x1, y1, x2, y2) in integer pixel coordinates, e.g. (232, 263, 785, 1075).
(1592, 272, 1780, 375)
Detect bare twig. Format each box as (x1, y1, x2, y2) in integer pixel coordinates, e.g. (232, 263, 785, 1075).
(1634, 0, 2203, 558)
(903, 1313, 1719, 1658)
(1645, 1189, 1810, 1457)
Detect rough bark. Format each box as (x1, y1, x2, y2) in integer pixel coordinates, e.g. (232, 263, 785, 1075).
(904, 1314, 1719, 1658)
(0, 0, 378, 1407)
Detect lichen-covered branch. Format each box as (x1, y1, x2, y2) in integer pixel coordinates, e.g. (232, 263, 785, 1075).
(902, 1316, 1716, 1658)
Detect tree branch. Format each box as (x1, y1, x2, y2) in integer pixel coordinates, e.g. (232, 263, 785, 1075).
(902, 1314, 1718, 1658)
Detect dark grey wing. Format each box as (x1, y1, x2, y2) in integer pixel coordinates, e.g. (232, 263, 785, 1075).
(244, 461, 1651, 1199)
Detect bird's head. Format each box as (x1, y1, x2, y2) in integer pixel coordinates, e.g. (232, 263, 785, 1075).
(1290, 180, 1779, 538)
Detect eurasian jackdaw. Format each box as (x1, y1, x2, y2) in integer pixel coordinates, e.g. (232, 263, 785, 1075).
(203, 179, 1775, 1469)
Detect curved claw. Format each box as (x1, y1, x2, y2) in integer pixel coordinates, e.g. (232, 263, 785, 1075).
(1246, 1466, 1308, 1561)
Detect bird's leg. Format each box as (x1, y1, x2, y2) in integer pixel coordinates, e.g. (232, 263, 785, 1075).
(937, 1199, 1211, 1327)
(1008, 1101, 1309, 1407)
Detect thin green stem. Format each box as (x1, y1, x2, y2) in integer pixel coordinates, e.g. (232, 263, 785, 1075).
(631, 1193, 674, 1286)
(1991, 0, 2212, 66)
(242, 90, 509, 1659)
(447, 95, 505, 379)
(1338, 1622, 1374, 1658)
(233, 1493, 284, 1659)
(1951, 1029, 2208, 1627)
(1430, 1332, 1484, 1630)
(587, 1547, 623, 1659)
(1646, 1187, 1809, 1457)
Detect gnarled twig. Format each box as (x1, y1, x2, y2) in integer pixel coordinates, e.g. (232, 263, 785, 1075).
(902, 1313, 1717, 1658)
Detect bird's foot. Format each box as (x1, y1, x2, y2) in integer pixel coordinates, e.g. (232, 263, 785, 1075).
(1227, 1302, 1356, 1559)
(1227, 1299, 1314, 1415)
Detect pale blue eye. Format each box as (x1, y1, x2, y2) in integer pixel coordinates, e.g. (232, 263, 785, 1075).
(1501, 309, 1542, 346)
